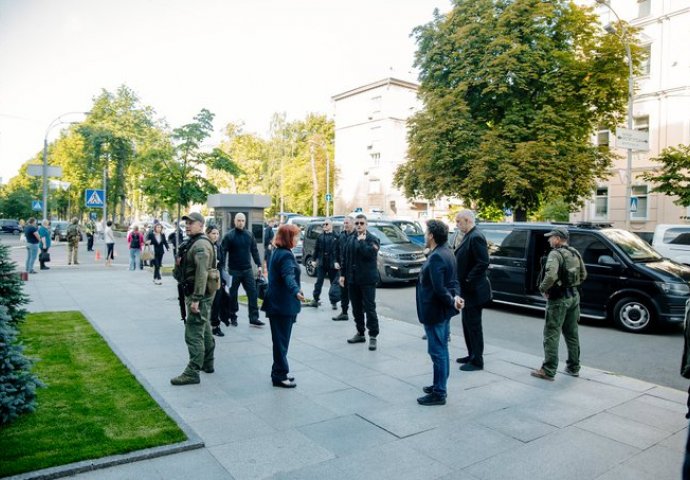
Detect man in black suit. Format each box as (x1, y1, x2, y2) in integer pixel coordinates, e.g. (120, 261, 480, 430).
(455, 210, 492, 371)
(416, 219, 462, 406)
(342, 214, 381, 351)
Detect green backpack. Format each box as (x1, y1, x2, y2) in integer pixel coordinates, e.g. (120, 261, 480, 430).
(556, 246, 585, 288)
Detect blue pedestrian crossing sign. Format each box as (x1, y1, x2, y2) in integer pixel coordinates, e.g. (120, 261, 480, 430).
(85, 189, 105, 208)
(31, 200, 42, 211)
(630, 196, 638, 213)
(325, 193, 332, 202)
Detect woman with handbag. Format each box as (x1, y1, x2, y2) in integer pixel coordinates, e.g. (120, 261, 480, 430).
(146, 223, 169, 284)
(261, 224, 304, 388)
(38, 219, 52, 270)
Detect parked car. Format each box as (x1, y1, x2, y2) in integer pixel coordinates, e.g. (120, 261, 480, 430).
(652, 224, 690, 266)
(52, 221, 70, 241)
(302, 220, 426, 284)
(479, 222, 690, 333)
(389, 219, 426, 247)
(0, 219, 22, 234)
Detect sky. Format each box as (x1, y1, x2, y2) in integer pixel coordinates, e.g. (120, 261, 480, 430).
(0, 0, 452, 183)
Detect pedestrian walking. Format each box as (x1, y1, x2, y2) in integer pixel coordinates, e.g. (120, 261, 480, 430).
(66, 218, 81, 266)
(207, 225, 231, 337)
(309, 218, 339, 309)
(261, 224, 304, 388)
(343, 214, 381, 351)
(168, 222, 184, 254)
(127, 225, 144, 271)
(104, 220, 115, 267)
(332, 216, 355, 321)
(23, 217, 41, 274)
(170, 212, 218, 386)
(531, 226, 587, 381)
(37, 219, 51, 270)
(263, 218, 276, 273)
(454, 209, 491, 371)
(146, 223, 169, 284)
(85, 217, 96, 252)
(416, 219, 462, 406)
(220, 212, 264, 327)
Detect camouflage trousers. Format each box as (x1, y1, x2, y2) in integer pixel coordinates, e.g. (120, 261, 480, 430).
(183, 296, 215, 378)
(68, 242, 79, 264)
(541, 293, 580, 377)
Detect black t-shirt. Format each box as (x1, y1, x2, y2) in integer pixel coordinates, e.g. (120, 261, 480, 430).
(25, 225, 39, 244)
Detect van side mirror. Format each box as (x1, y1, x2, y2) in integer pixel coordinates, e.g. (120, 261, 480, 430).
(598, 255, 619, 267)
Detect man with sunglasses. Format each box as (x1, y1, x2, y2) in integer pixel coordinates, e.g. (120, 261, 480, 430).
(342, 214, 381, 351)
(309, 218, 340, 309)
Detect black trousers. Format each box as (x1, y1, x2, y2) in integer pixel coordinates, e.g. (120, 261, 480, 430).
(349, 283, 379, 337)
(106, 243, 114, 260)
(153, 251, 164, 280)
(313, 264, 338, 303)
(229, 268, 259, 322)
(210, 287, 230, 327)
(339, 281, 350, 314)
(87, 234, 94, 251)
(462, 305, 484, 367)
(269, 314, 295, 382)
(39, 248, 48, 269)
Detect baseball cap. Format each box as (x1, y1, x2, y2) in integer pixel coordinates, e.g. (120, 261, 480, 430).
(544, 226, 569, 240)
(181, 212, 205, 224)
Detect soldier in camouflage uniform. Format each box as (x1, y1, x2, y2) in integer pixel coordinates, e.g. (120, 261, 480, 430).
(66, 218, 81, 265)
(531, 227, 587, 381)
(170, 212, 216, 386)
(84, 218, 96, 252)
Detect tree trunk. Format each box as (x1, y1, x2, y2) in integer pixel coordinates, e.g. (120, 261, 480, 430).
(310, 143, 318, 216)
(514, 208, 527, 222)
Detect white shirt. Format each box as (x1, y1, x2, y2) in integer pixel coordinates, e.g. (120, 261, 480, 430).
(105, 226, 115, 244)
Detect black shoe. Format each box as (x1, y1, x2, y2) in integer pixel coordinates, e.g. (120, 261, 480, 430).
(422, 385, 434, 394)
(250, 319, 265, 327)
(456, 356, 471, 364)
(347, 333, 366, 344)
(307, 299, 319, 307)
(231, 318, 238, 327)
(221, 318, 230, 327)
(417, 393, 446, 406)
(460, 363, 483, 372)
(332, 313, 349, 321)
(272, 379, 297, 388)
(40, 266, 50, 270)
(212, 326, 224, 337)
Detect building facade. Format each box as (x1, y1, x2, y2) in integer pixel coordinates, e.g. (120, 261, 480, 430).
(572, 0, 690, 233)
(332, 77, 458, 220)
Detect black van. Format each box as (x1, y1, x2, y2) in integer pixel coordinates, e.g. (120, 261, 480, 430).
(479, 222, 690, 333)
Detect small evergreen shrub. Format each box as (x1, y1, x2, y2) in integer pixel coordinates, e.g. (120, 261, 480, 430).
(0, 242, 29, 326)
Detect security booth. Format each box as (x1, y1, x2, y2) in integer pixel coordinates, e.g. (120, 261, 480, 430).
(207, 194, 271, 241)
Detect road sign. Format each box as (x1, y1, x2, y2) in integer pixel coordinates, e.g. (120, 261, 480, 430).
(26, 164, 63, 178)
(31, 200, 42, 211)
(85, 189, 105, 208)
(615, 128, 649, 151)
(325, 193, 332, 202)
(630, 196, 638, 213)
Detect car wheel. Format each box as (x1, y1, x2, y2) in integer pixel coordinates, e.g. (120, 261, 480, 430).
(613, 297, 654, 333)
(305, 256, 317, 277)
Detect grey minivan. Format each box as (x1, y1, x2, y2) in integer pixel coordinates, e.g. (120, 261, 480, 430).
(302, 220, 426, 284)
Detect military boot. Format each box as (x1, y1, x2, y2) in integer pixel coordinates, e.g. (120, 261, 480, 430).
(170, 374, 200, 386)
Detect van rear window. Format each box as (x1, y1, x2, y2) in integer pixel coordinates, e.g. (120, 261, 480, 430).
(663, 228, 690, 246)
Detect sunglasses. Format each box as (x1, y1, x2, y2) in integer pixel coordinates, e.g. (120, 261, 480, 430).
(355, 221, 365, 225)
(323, 223, 331, 226)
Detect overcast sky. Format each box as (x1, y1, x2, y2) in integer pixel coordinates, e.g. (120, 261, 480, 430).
(0, 0, 451, 182)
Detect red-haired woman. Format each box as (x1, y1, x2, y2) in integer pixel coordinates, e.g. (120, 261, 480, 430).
(261, 224, 305, 388)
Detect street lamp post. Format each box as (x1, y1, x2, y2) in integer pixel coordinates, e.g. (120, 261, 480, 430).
(596, 0, 635, 230)
(41, 111, 89, 220)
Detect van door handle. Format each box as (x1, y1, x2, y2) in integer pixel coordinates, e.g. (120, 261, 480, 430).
(512, 261, 523, 266)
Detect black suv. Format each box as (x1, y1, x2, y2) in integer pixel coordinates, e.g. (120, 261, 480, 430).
(0, 219, 21, 234)
(302, 220, 426, 284)
(480, 222, 690, 333)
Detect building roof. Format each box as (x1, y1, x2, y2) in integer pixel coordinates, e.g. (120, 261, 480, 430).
(331, 77, 419, 101)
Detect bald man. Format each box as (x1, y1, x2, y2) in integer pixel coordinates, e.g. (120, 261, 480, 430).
(220, 213, 264, 327)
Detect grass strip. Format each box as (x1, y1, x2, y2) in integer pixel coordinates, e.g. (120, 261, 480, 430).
(0, 311, 186, 477)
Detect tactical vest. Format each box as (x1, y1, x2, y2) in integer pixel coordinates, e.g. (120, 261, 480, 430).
(555, 246, 585, 288)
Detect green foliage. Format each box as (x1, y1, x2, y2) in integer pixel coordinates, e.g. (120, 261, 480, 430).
(642, 145, 690, 206)
(0, 242, 29, 325)
(530, 197, 571, 222)
(0, 311, 185, 476)
(394, 0, 640, 217)
(476, 204, 506, 222)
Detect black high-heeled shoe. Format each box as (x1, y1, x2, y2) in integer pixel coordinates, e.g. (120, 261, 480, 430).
(272, 379, 297, 388)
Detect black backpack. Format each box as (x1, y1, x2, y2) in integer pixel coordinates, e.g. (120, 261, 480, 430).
(130, 232, 141, 249)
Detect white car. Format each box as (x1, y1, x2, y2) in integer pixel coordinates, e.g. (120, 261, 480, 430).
(652, 224, 690, 265)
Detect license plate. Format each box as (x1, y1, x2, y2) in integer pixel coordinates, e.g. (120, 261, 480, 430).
(409, 268, 421, 274)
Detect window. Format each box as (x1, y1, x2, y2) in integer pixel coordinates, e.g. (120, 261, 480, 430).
(631, 185, 648, 220)
(368, 179, 381, 194)
(569, 234, 614, 265)
(634, 115, 649, 133)
(597, 129, 610, 147)
(637, 0, 651, 18)
(639, 45, 651, 76)
(484, 229, 528, 258)
(663, 228, 690, 246)
(594, 186, 608, 219)
(370, 152, 381, 167)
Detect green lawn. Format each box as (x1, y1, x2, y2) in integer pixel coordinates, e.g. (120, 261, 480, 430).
(0, 311, 186, 477)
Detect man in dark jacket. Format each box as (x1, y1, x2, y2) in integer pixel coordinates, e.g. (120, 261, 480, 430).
(309, 218, 339, 309)
(263, 218, 276, 270)
(416, 219, 462, 406)
(220, 213, 264, 327)
(342, 214, 381, 351)
(332, 216, 355, 321)
(455, 209, 491, 371)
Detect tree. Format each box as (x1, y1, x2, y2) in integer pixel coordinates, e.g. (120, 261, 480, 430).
(140, 109, 242, 230)
(641, 145, 690, 206)
(394, 0, 641, 220)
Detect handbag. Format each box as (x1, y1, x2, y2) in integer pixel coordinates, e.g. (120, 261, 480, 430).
(141, 246, 154, 261)
(256, 276, 268, 301)
(39, 251, 51, 263)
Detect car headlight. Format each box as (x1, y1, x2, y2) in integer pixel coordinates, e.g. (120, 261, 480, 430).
(656, 282, 690, 296)
(378, 250, 398, 259)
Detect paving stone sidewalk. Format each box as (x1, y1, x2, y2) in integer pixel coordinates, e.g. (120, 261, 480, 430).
(10, 253, 689, 480)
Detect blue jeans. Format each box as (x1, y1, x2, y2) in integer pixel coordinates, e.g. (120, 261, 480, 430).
(423, 319, 451, 397)
(25, 243, 39, 272)
(129, 248, 141, 270)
